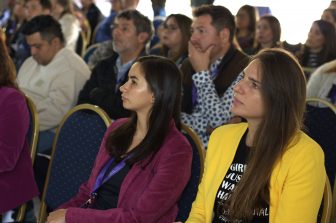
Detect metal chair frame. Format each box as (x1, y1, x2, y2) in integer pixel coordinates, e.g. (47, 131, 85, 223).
(15, 96, 40, 222)
(38, 104, 110, 223)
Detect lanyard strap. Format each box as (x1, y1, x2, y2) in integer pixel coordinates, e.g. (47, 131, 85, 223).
(80, 157, 127, 208)
(93, 158, 127, 193)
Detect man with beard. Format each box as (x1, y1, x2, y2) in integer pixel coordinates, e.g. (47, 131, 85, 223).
(180, 5, 249, 146)
(77, 9, 152, 119)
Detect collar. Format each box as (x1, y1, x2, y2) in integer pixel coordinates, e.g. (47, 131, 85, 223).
(116, 57, 135, 71)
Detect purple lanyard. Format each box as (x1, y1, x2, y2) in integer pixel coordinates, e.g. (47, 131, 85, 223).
(80, 157, 127, 208)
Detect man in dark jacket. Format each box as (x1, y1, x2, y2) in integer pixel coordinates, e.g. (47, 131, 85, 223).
(181, 5, 249, 114)
(77, 10, 153, 119)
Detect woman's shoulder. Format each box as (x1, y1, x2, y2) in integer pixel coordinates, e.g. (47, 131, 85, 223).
(158, 124, 193, 157)
(212, 123, 248, 138)
(284, 130, 324, 162)
(106, 118, 128, 132)
(0, 87, 25, 104)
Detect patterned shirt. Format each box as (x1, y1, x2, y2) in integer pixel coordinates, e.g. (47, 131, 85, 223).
(181, 59, 243, 146)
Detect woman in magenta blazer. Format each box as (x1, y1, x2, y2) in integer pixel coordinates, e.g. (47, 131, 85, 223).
(47, 56, 192, 223)
(0, 33, 39, 214)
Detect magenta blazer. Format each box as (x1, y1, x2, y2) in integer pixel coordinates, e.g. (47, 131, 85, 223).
(0, 87, 39, 213)
(59, 118, 192, 223)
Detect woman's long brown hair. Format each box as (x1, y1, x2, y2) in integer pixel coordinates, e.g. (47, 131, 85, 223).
(0, 33, 17, 89)
(226, 48, 307, 221)
(160, 14, 192, 62)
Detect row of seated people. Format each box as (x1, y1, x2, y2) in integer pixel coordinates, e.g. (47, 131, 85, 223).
(0, 21, 329, 222)
(82, 6, 336, 144)
(4, 0, 335, 73)
(13, 4, 336, 155)
(2, 0, 106, 71)
(1, 2, 335, 220)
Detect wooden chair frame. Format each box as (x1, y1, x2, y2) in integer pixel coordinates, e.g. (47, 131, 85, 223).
(306, 97, 336, 113)
(321, 176, 332, 223)
(181, 123, 205, 182)
(15, 96, 40, 222)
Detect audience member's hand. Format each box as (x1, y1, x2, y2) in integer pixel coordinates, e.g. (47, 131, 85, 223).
(46, 209, 67, 223)
(188, 41, 214, 72)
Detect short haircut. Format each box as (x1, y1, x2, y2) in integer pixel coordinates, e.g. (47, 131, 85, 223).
(193, 5, 235, 42)
(22, 15, 65, 44)
(117, 10, 154, 43)
(24, 0, 52, 10)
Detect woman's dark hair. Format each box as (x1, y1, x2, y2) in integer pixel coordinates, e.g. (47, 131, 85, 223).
(105, 56, 182, 166)
(236, 5, 258, 35)
(160, 14, 192, 62)
(254, 15, 281, 51)
(0, 33, 17, 89)
(316, 20, 335, 63)
(226, 48, 306, 221)
(301, 20, 336, 68)
(322, 8, 336, 24)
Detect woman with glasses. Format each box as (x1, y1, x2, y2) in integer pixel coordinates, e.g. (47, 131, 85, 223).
(150, 14, 192, 66)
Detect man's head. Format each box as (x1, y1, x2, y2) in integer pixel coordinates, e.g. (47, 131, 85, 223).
(22, 15, 64, 65)
(24, 0, 51, 21)
(190, 5, 235, 60)
(112, 10, 153, 60)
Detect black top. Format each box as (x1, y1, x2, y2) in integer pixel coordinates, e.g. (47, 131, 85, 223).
(91, 160, 131, 210)
(212, 131, 269, 223)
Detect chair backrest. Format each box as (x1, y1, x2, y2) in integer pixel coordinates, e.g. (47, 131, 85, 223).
(305, 98, 336, 186)
(82, 19, 92, 45)
(302, 67, 316, 80)
(176, 124, 205, 222)
(321, 176, 332, 223)
(75, 30, 88, 57)
(305, 98, 336, 223)
(90, 20, 103, 44)
(83, 43, 100, 64)
(15, 95, 40, 222)
(25, 95, 39, 164)
(38, 104, 111, 222)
